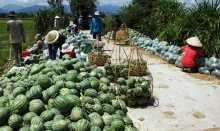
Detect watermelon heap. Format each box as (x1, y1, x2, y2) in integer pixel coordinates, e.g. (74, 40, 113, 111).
(0, 55, 140, 130)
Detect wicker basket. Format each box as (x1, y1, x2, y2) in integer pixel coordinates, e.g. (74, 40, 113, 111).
(129, 60, 147, 76)
(116, 23, 129, 41)
(88, 52, 109, 66)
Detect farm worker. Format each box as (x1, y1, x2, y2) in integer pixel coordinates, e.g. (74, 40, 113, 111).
(78, 15, 83, 31)
(72, 26, 79, 37)
(180, 36, 204, 72)
(54, 15, 60, 29)
(66, 21, 76, 33)
(90, 11, 103, 41)
(30, 34, 45, 54)
(88, 14, 92, 27)
(6, 10, 26, 67)
(110, 14, 122, 40)
(45, 30, 66, 60)
(61, 43, 76, 58)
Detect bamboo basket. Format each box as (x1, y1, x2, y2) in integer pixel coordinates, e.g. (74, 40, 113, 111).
(88, 52, 109, 66)
(116, 23, 129, 41)
(125, 43, 148, 76)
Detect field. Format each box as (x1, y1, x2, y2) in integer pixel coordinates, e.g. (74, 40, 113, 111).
(0, 19, 35, 67)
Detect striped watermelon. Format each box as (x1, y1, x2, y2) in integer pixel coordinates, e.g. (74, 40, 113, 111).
(59, 88, 71, 96)
(23, 112, 37, 125)
(29, 99, 45, 115)
(70, 106, 85, 122)
(30, 122, 45, 131)
(111, 119, 125, 131)
(65, 94, 80, 106)
(0, 126, 13, 131)
(90, 126, 101, 131)
(37, 75, 52, 89)
(40, 110, 55, 121)
(90, 118, 104, 129)
(52, 120, 68, 131)
(102, 112, 113, 126)
(76, 119, 90, 131)
(10, 94, 29, 114)
(30, 116, 44, 124)
(52, 96, 71, 113)
(44, 120, 53, 130)
(84, 88, 97, 98)
(8, 114, 23, 128)
(0, 107, 10, 126)
(102, 104, 115, 115)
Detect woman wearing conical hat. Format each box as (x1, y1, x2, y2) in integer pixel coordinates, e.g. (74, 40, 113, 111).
(180, 36, 204, 72)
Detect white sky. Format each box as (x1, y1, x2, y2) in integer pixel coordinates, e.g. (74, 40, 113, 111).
(0, 0, 198, 8)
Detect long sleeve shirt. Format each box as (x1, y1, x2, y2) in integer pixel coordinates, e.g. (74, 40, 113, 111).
(180, 45, 204, 68)
(6, 18, 26, 43)
(90, 17, 103, 34)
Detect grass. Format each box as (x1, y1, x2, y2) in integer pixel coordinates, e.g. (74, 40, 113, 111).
(0, 19, 35, 67)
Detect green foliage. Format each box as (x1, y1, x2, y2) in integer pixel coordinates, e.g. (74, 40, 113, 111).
(33, 9, 69, 35)
(115, 0, 220, 57)
(33, 9, 55, 35)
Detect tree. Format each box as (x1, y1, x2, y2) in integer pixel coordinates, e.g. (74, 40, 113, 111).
(47, 0, 64, 17)
(67, 0, 99, 15)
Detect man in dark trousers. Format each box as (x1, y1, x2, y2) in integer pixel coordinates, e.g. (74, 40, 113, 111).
(6, 11, 26, 67)
(110, 15, 122, 40)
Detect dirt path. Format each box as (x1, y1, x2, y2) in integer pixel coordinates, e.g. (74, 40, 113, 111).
(84, 31, 220, 131)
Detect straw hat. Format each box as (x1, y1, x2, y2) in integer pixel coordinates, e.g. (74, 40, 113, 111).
(8, 11, 17, 17)
(88, 15, 92, 17)
(79, 15, 83, 17)
(61, 43, 74, 53)
(35, 34, 42, 40)
(69, 21, 74, 26)
(94, 11, 100, 16)
(55, 15, 60, 19)
(45, 30, 59, 44)
(186, 36, 202, 47)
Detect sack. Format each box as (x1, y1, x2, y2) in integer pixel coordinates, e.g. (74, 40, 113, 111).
(116, 23, 129, 40)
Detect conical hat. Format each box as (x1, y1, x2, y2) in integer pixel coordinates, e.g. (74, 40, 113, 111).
(186, 36, 202, 47)
(45, 30, 59, 44)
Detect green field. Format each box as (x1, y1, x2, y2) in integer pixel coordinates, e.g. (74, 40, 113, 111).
(0, 19, 35, 67)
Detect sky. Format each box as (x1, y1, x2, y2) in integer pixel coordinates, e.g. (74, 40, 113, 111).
(0, 0, 198, 8)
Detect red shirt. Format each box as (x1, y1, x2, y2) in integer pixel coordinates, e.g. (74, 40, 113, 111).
(68, 51, 76, 58)
(180, 45, 204, 68)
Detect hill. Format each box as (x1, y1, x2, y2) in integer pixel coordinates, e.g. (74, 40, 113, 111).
(19, 5, 50, 13)
(1, 4, 24, 12)
(0, 4, 121, 14)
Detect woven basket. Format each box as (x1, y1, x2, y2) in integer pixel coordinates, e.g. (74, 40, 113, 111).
(88, 52, 109, 66)
(129, 60, 147, 76)
(116, 23, 129, 41)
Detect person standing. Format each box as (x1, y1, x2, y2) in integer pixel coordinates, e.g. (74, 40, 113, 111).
(90, 11, 103, 41)
(110, 15, 122, 40)
(45, 30, 66, 60)
(54, 15, 60, 29)
(78, 15, 83, 31)
(6, 11, 26, 67)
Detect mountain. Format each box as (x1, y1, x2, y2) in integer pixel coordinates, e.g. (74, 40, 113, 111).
(0, 8, 7, 13)
(97, 4, 121, 14)
(19, 5, 50, 13)
(0, 4, 121, 14)
(1, 4, 24, 12)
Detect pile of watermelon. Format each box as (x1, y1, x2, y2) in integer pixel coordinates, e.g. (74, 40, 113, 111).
(0, 53, 141, 131)
(104, 61, 153, 107)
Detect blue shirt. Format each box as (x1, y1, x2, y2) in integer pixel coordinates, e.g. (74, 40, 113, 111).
(90, 17, 103, 34)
